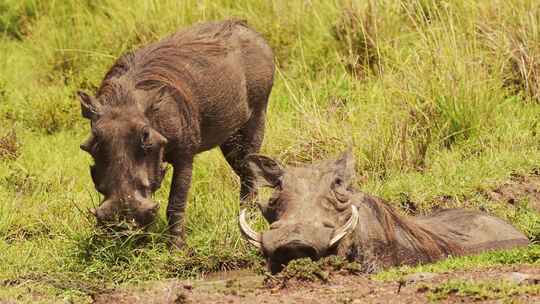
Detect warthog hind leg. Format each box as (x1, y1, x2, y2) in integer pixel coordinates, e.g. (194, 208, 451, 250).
(220, 108, 267, 205)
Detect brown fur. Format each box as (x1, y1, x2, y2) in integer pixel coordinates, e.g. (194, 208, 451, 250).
(343, 194, 463, 271)
(96, 20, 246, 145)
(337, 192, 529, 272)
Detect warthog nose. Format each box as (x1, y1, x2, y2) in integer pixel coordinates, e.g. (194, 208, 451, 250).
(92, 199, 116, 223)
(269, 241, 319, 273)
(93, 197, 159, 228)
(275, 241, 318, 260)
(132, 201, 159, 227)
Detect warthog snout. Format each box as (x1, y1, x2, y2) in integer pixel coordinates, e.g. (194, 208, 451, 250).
(91, 197, 159, 228)
(270, 241, 319, 273)
(259, 223, 330, 273)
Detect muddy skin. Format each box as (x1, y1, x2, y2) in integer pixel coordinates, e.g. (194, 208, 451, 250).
(240, 151, 529, 273)
(78, 20, 274, 248)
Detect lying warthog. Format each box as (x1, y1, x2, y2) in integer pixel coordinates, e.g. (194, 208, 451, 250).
(239, 151, 529, 273)
(77, 20, 274, 247)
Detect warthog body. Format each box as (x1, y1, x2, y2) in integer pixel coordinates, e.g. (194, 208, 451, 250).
(240, 152, 529, 273)
(77, 20, 274, 247)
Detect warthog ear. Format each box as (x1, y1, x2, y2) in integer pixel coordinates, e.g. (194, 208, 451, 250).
(334, 149, 356, 184)
(245, 154, 283, 188)
(77, 91, 102, 120)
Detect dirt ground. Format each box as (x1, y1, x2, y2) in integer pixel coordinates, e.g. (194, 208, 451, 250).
(484, 171, 540, 213)
(93, 265, 540, 304)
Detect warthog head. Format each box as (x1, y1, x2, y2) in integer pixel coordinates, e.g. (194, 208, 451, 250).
(239, 151, 359, 273)
(78, 91, 168, 228)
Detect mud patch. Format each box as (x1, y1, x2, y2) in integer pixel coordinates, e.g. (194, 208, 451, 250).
(92, 281, 189, 304)
(484, 172, 540, 213)
(91, 265, 540, 304)
(262, 257, 362, 289)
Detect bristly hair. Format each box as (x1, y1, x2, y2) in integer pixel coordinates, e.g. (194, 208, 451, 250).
(96, 78, 135, 106)
(94, 20, 249, 126)
(362, 196, 464, 266)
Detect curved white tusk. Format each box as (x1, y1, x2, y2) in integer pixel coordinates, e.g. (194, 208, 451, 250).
(329, 205, 359, 247)
(238, 209, 262, 249)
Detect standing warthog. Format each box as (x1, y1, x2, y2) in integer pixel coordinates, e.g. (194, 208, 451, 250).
(77, 20, 274, 248)
(239, 151, 529, 273)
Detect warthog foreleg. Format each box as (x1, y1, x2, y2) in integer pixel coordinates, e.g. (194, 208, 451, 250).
(167, 158, 193, 249)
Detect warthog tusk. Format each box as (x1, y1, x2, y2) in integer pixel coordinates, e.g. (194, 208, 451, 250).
(329, 205, 359, 247)
(238, 209, 262, 249)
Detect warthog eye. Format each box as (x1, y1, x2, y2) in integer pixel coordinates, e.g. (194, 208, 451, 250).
(274, 177, 283, 190)
(331, 177, 351, 205)
(268, 197, 279, 207)
(141, 127, 151, 149)
(139, 126, 167, 153)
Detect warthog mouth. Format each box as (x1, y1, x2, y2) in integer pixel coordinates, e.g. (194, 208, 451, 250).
(268, 240, 320, 273)
(90, 202, 160, 231)
(238, 205, 359, 250)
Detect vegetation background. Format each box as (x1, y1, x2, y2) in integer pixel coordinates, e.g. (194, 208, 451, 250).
(0, 0, 539, 302)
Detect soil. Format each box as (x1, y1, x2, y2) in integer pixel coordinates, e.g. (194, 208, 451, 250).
(484, 172, 540, 213)
(92, 265, 540, 304)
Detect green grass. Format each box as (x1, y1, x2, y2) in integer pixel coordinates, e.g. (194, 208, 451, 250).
(1, 0, 540, 302)
(426, 279, 540, 302)
(375, 244, 540, 281)
(377, 245, 540, 302)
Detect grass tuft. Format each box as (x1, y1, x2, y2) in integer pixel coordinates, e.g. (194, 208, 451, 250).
(478, 1, 540, 102)
(0, 129, 19, 161)
(427, 279, 540, 302)
(375, 244, 540, 282)
(0, 0, 37, 40)
(332, 2, 381, 79)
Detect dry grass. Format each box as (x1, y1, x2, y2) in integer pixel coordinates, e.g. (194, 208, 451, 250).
(0, 129, 19, 161)
(477, 1, 540, 102)
(331, 2, 381, 79)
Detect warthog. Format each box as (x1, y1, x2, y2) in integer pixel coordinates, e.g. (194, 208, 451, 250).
(77, 20, 274, 248)
(239, 151, 529, 273)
